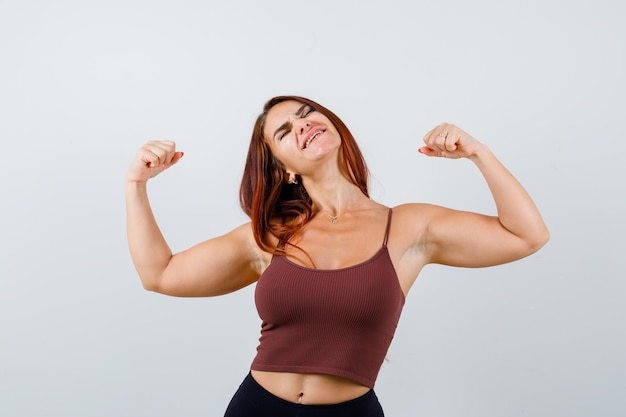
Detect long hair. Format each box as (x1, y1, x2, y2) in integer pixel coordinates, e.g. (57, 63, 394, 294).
(239, 96, 369, 256)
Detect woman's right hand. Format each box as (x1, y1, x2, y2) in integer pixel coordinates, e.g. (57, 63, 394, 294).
(126, 140, 184, 183)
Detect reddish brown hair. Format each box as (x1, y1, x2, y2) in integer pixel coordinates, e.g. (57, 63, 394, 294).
(239, 96, 369, 255)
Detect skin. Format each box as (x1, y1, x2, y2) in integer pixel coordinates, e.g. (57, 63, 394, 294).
(125, 100, 549, 405)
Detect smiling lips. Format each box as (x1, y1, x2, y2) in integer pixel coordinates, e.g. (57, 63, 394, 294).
(303, 128, 325, 149)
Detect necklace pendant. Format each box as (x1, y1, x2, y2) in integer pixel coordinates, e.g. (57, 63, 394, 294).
(330, 217, 338, 224)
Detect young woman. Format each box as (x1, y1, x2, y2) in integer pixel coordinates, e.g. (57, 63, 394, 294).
(126, 96, 549, 416)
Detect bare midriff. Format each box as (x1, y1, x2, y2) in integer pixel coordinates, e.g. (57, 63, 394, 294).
(250, 370, 371, 405)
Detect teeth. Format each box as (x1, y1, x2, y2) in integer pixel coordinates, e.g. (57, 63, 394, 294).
(305, 130, 323, 148)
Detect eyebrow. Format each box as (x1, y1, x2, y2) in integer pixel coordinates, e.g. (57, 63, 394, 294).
(272, 103, 309, 140)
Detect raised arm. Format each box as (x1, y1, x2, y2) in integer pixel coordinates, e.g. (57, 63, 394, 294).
(416, 124, 549, 267)
(125, 141, 261, 297)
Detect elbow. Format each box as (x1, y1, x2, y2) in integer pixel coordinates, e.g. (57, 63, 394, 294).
(133, 262, 171, 294)
(139, 274, 165, 294)
(538, 224, 551, 248)
(141, 280, 160, 293)
(527, 225, 550, 253)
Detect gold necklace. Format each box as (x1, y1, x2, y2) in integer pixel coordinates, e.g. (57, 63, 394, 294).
(323, 213, 339, 224)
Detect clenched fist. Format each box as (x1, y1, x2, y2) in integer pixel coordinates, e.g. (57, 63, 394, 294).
(126, 141, 184, 183)
(419, 123, 484, 159)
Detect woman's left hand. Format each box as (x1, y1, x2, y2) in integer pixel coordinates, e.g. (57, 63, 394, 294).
(419, 123, 482, 159)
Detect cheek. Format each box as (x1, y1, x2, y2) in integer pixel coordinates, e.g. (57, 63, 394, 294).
(266, 136, 285, 154)
(270, 139, 292, 158)
(267, 142, 294, 169)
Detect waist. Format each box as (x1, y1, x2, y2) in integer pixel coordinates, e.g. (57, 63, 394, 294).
(250, 370, 371, 405)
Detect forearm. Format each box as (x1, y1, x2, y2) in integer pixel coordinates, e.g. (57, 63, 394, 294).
(125, 181, 173, 288)
(469, 144, 549, 247)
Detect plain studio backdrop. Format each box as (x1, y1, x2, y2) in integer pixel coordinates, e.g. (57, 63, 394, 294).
(0, 0, 623, 416)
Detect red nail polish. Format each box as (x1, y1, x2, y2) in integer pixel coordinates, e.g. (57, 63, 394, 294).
(180, 152, 185, 158)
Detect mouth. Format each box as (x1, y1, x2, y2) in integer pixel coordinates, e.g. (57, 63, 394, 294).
(303, 128, 325, 149)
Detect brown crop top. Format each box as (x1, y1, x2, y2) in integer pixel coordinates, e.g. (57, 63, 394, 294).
(251, 209, 405, 388)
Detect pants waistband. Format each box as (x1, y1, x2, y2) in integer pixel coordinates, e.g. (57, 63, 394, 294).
(225, 372, 384, 416)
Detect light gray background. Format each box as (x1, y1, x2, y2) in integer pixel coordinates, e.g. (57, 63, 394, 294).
(1, 0, 624, 416)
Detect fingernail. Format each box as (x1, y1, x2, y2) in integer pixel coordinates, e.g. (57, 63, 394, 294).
(418, 148, 423, 153)
(180, 152, 185, 158)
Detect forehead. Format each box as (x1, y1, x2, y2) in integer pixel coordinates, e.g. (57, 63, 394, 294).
(263, 100, 306, 138)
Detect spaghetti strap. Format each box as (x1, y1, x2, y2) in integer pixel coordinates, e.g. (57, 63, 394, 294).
(382, 208, 393, 247)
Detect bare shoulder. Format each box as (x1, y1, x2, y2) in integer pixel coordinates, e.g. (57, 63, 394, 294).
(206, 221, 273, 274)
(387, 203, 444, 294)
(390, 202, 479, 253)
(391, 203, 442, 231)
(387, 203, 439, 252)
(227, 221, 274, 273)
(392, 202, 439, 215)
(392, 202, 461, 232)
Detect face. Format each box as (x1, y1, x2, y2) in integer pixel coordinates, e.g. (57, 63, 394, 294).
(263, 100, 341, 176)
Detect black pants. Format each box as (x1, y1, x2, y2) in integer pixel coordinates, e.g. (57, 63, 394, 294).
(224, 373, 385, 417)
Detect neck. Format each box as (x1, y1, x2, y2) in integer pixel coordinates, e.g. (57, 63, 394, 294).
(297, 153, 369, 216)
(303, 178, 368, 217)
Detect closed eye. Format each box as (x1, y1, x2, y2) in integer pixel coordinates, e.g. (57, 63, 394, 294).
(281, 106, 314, 139)
(273, 104, 316, 141)
(301, 106, 314, 117)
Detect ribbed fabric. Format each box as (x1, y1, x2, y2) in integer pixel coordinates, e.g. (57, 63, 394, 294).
(251, 209, 405, 388)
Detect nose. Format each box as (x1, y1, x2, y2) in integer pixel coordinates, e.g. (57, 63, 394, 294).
(293, 118, 310, 135)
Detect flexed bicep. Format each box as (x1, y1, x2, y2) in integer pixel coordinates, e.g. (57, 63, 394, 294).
(424, 206, 542, 268)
